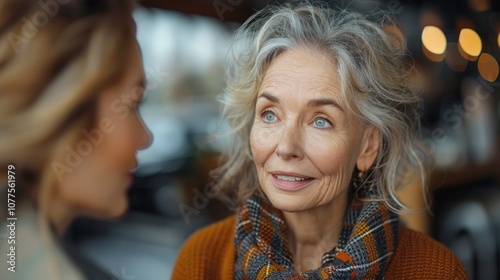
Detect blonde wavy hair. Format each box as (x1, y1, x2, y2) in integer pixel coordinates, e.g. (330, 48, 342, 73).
(0, 1, 137, 278)
(213, 0, 431, 214)
(0, 0, 136, 220)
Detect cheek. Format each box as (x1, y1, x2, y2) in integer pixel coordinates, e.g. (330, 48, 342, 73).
(305, 133, 358, 177)
(97, 112, 142, 166)
(100, 126, 132, 162)
(250, 123, 277, 165)
(61, 153, 120, 197)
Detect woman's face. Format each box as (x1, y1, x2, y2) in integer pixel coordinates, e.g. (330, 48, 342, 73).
(56, 42, 151, 219)
(250, 48, 379, 212)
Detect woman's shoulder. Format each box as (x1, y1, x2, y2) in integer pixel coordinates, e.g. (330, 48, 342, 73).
(171, 215, 236, 280)
(0, 207, 85, 280)
(386, 226, 468, 279)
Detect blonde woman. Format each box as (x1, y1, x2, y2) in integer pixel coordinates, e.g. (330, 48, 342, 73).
(0, 0, 151, 279)
(173, 1, 467, 279)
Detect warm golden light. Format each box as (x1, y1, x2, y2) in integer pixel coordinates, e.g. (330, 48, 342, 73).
(422, 26, 447, 55)
(422, 45, 444, 62)
(498, 33, 500, 48)
(458, 28, 482, 59)
(478, 53, 499, 82)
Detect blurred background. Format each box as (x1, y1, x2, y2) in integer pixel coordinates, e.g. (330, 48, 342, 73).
(66, 0, 500, 279)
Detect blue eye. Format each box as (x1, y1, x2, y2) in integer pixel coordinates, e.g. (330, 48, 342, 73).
(262, 111, 277, 123)
(313, 117, 332, 128)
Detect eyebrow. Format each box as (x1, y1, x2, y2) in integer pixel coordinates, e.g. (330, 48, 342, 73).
(307, 98, 344, 112)
(258, 92, 344, 112)
(258, 92, 279, 103)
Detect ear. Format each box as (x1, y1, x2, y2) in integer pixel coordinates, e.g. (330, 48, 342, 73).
(356, 125, 380, 171)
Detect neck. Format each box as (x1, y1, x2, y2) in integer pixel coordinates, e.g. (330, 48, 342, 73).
(283, 191, 349, 271)
(46, 199, 76, 237)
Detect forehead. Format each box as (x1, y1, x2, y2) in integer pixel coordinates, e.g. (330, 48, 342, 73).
(259, 48, 341, 100)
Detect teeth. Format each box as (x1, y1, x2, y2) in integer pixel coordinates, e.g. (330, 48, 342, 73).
(276, 175, 310, 181)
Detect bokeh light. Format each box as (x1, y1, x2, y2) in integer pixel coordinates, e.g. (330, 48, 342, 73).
(478, 53, 499, 82)
(458, 28, 482, 60)
(422, 45, 445, 62)
(422, 26, 447, 55)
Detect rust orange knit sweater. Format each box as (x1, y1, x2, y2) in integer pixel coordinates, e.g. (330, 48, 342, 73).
(172, 216, 468, 279)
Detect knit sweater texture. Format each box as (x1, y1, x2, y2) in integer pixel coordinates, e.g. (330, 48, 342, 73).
(172, 215, 468, 279)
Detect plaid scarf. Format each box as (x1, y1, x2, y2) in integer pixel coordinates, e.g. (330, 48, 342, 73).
(234, 192, 399, 279)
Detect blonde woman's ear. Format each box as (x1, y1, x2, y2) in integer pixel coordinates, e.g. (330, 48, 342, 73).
(356, 125, 380, 171)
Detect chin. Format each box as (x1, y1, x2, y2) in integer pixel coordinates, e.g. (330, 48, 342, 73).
(99, 199, 129, 219)
(111, 202, 129, 218)
(265, 191, 310, 213)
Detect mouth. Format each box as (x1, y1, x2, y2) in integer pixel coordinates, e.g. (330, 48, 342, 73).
(270, 172, 314, 191)
(274, 174, 312, 181)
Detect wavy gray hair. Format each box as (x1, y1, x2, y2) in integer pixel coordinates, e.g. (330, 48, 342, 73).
(212, 1, 430, 214)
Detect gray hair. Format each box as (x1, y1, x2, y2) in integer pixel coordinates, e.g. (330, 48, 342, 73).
(213, 1, 430, 214)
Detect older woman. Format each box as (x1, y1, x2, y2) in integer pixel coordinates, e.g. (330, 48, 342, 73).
(173, 2, 466, 279)
(0, 0, 150, 279)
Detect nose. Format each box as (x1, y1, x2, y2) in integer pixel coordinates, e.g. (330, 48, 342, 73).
(275, 124, 304, 160)
(138, 118, 153, 150)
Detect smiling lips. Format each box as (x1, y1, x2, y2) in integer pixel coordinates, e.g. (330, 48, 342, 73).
(271, 172, 314, 191)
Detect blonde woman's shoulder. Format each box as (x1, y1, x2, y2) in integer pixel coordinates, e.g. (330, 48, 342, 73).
(0, 207, 84, 280)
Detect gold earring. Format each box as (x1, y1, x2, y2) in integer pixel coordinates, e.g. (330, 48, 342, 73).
(358, 170, 366, 182)
(353, 169, 366, 191)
